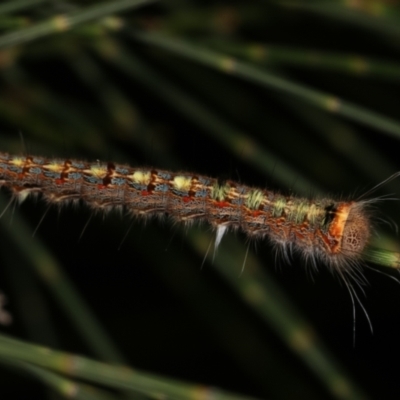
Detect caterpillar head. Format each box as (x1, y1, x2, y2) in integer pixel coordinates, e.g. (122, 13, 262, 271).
(340, 201, 371, 263)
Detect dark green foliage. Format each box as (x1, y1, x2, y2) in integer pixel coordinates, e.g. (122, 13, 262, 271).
(0, 1, 399, 399)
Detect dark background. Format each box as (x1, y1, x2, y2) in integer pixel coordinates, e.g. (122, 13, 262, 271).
(0, 1, 400, 399)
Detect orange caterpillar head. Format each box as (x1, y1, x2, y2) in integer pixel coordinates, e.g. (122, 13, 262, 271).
(318, 200, 373, 272)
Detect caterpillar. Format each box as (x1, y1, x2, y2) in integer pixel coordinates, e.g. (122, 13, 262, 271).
(3, 150, 399, 336)
(0, 151, 378, 272)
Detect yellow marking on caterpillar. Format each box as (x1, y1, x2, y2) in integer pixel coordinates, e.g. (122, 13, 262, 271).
(246, 189, 264, 209)
(273, 197, 286, 217)
(10, 157, 25, 167)
(307, 203, 317, 223)
(45, 162, 65, 172)
(211, 183, 231, 201)
(89, 165, 107, 178)
(132, 171, 151, 184)
(173, 176, 192, 190)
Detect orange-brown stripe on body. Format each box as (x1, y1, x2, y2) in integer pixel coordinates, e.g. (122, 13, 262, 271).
(326, 203, 352, 254)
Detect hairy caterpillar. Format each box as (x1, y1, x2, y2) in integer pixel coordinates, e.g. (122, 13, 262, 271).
(3, 150, 400, 336)
(0, 151, 378, 271)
